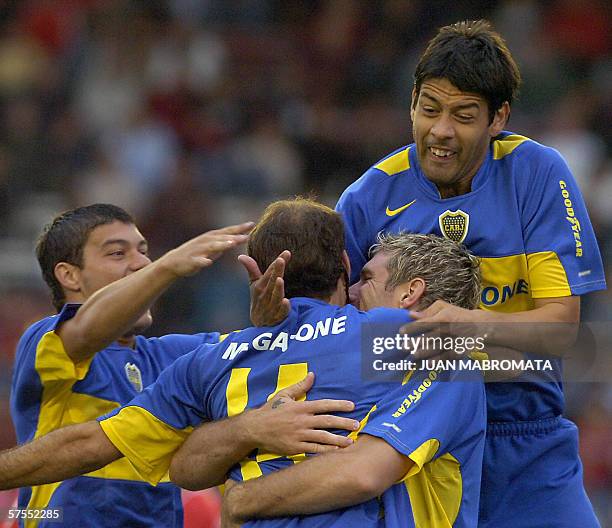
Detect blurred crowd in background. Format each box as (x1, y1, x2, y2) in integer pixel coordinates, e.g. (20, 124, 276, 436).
(0, 0, 609, 525)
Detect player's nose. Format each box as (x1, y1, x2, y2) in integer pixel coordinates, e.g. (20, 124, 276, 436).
(129, 250, 152, 272)
(430, 112, 455, 140)
(348, 283, 361, 307)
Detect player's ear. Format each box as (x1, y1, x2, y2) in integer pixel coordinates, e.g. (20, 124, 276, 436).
(341, 250, 351, 280)
(399, 278, 426, 309)
(410, 86, 418, 121)
(54, 262, 82, 294)
(488, 101, 510, 137)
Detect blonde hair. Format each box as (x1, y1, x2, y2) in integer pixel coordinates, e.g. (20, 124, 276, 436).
(370, 233, 481, 309)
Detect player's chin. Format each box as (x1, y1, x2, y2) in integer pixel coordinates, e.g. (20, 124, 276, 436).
(133, 311, 154, 333)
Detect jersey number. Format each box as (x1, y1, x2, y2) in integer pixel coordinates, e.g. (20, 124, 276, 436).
(225, 363, 309, 480)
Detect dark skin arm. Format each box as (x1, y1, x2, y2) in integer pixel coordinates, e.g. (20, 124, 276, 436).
(0, 421, 121, 490)
(221, 434, 413, 527)
(58, 224, 254, 363)
(408, 297, 580, 358)
(169, 373, 359, 490)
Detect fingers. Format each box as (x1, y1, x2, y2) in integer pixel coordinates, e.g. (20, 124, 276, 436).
(409, 299, 446, 319)
(300, 443, 341, 454)
(238, 254, 262, 282)
(305, 414, 360, 432)
(276, 372, 315, 400)
(224, 478, 238, 491)
(259, 257, 286, 289)
(301, 399, 355, 414)
(200, 238, 248, 264)
(212, 222, 255, 235)
(301, 429, 355, 448)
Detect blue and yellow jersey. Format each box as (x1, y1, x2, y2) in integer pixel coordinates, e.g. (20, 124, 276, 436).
(10, 304, 220, 528)
(336, 132, 606, 421)
(362, 367, 486, 528)
(98, 298, 485, 527)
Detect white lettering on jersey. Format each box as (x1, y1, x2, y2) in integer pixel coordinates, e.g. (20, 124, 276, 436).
(221, 316, 348, 360)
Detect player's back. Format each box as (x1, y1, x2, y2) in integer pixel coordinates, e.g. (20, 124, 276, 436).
(203, 297, 410, 527)
(204, 298, 410, 470)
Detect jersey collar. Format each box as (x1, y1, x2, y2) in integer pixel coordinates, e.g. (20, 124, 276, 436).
(409, 143, 493, 201)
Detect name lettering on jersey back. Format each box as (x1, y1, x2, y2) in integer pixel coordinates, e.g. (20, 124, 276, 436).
(559, 180, 583, 257)
(221, 316, 348, 360)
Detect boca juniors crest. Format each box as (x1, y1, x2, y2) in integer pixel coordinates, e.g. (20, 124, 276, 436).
(438, 210, 470, 243)
(125, 362, 143, 393)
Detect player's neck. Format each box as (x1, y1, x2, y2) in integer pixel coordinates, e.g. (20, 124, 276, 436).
(327, 281, 348, 306)
(117, 335, 137, 349)
(436, 178, 472, 198)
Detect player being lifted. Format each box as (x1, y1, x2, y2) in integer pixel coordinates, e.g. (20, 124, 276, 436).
(335, 19, 605, 528)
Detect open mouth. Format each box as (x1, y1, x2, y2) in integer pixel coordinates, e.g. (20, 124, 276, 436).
(428, 146, 456, 160)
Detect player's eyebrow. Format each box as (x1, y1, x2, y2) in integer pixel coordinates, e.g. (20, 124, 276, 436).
(420, 92, 481, 111)
(101, 239, 149, 250)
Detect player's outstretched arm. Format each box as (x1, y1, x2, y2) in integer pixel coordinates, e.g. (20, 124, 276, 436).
(169, 373, 359, 490)
(221, 434, 413, 526)
(240, 250, 291, 327)
(59, 222, 254, 362)
(0, 421, 122, 490)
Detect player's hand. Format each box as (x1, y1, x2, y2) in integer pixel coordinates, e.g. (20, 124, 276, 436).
(221, 480, 243, 528)
(240, 250, 291, 327)
(402, 301, 489, 360)
(157, 222, 254, 277)
(245, 372, 359, 455)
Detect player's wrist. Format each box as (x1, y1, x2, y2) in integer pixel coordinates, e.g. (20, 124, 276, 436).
(151, 254, 184, 281)
(233, 409, 262, 450)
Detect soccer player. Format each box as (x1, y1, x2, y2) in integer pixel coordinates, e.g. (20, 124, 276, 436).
(0, 198, 486, 527)
(9, 203, 354, 527)
(335, 20, 606, 527)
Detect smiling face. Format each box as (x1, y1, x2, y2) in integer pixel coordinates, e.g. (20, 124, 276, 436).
(411, 77, 508, 198)
(349, 252, 402, 311)
(70, 221, 153, 332)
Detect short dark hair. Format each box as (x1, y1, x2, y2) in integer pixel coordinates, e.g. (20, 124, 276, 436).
(36, 204, 134, 312)
(414, 19, 521, 121)
(248, 198, 346, 300)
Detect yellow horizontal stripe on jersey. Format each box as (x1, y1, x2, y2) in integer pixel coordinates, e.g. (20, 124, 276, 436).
(85, 457, 171, 483)
(374, 147, 410, 175)
(492, 134, 529, 160)
(405, 449, 463, 527)
(527, 251, 571, 298)
(99, 406, 192, 486)
(479, 255, 533, 313)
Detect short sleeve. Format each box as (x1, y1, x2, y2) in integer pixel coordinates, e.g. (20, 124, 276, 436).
(98, 347, 213, 484)
(521, 148, 605, 297)
(362, 368, 485, 481)
(35, 304, 94, 383)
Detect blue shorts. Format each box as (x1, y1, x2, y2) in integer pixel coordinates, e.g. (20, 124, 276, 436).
(478, 416, 600, 528)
